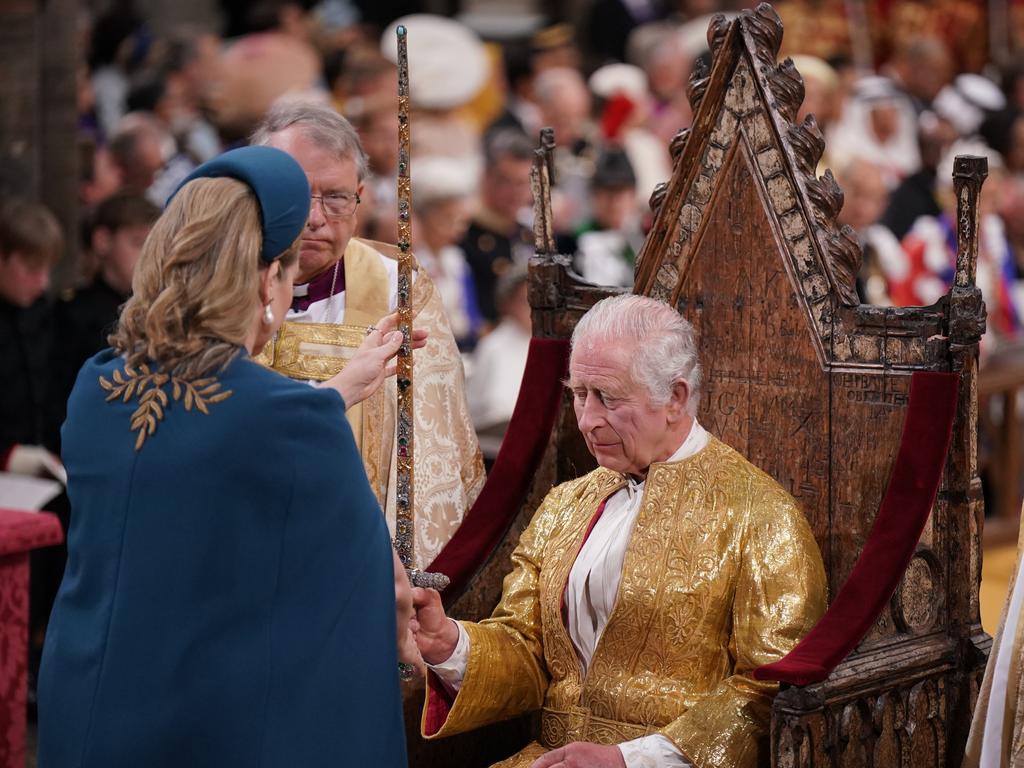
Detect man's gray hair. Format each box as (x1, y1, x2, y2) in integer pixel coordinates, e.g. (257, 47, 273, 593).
(251, 101, 370, 181)
(572, 294, 702, 415)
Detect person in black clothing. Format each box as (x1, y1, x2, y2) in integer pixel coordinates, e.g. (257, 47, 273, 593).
(0, 198, 66, 700)
(0, 198, 64, 470)
(53, 192, 159, 418)
(557, 148, 642, 288)
(460, 130, 535, 326)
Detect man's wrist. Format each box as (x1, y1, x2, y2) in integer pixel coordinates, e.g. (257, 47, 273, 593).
(424, 618, 462, 666)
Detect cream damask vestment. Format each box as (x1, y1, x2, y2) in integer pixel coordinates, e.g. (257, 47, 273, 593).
(422, 436, 827, 767)
(965, 521, 1024, 767)
(257, 238, 484, 564)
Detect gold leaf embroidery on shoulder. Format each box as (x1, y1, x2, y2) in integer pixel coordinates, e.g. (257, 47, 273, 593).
(99, 364, 233, 450)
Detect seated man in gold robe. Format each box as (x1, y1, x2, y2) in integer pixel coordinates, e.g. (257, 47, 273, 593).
(251, 102, 484, 565)
(412, 294, 827, 768)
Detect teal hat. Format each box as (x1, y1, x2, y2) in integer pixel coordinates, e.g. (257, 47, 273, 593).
(171, 146, 311, 262)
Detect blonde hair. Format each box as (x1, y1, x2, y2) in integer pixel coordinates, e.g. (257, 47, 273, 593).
(111, 177, 298, 380)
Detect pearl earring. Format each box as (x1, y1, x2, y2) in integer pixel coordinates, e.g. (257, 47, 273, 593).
(263, 303, 274, 325)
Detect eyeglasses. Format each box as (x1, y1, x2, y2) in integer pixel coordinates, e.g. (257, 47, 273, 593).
(310, 191, 361, 218)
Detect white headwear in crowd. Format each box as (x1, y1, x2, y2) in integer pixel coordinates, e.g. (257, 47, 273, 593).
(381, 15, 487, 111)
(932, 73, 1006, 138)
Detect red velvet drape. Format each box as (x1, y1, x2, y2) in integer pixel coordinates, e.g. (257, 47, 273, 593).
(754, 371, 959, 685)
(427, 338, 570, 604)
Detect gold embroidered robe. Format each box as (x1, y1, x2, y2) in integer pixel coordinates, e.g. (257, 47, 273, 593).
(964, 521, 1024, 767)
(257, 238, 485, 564)
(422, 437, 827, 768)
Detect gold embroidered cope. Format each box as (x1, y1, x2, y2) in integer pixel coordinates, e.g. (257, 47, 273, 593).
(255, 238, 484, 565)
(422, 437, 827, 768)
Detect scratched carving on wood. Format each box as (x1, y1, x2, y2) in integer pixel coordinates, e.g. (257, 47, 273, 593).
(676, 144, 831, 573)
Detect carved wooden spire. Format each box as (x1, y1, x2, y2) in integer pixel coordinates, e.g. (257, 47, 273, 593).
(640, 1, 861, 311)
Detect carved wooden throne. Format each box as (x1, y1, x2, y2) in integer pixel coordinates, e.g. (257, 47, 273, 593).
(405, 4, 989, 766)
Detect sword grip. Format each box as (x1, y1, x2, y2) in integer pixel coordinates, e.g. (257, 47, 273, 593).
(407, 568, 450, 591)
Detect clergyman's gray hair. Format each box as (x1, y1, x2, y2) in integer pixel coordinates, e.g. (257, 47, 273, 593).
(571, 294, 702, 415)
(251, 101, 370, 181)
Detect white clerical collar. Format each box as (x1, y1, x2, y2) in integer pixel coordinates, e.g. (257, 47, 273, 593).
(292, 283, 309, 298)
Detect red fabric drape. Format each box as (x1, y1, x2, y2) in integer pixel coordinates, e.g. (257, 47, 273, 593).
(427, 338, 570, 604)
(754, 370, 959, 686)
(0, 509, 63, 768)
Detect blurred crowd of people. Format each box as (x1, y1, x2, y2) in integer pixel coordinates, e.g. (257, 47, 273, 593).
(9, 0, 1024, 468)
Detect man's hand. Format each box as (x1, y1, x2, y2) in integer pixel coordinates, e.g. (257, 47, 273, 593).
(321, 313, 428, 406)
(529, 743, 626, 768)
(393, 549, 425, 675)
(410, 586, 460, 665)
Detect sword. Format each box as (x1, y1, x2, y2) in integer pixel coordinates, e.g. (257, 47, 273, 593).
(394, 24, 449, 599)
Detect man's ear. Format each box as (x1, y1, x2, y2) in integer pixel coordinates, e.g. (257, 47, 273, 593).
(667, 380, 690, 421)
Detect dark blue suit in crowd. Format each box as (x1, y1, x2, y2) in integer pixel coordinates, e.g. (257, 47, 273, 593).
(37, 348, 406, 767)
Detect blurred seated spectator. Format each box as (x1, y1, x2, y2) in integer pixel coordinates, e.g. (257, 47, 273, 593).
(206, 16, 323, 144)
(88, 0, 150, 140)
(875, 151, 1022, 353)
(0, 198, 65, 469)
(351, 100, 399, 241)
(558, 148, 643, 288)
(78, 137, 124, 209)
(589, 63, 672, 210)
(53, 192, 160, 419)
(485, 43, 542, 142)
(583, 0, 664, 67)
(381, 16, 486, 170)
(108, 112, 192, 206)
(883, 36, 954, 114)
(829, 159, 889, 304)
(531, 23, 582, 74)
(932, 73, 1007, 156)
(466, 267, 531, 460)
(331, 43, 397, 121)
(460, 129, 535, 327)
(126, 31, 222, 164)
(791, 55, 840, 172)
(878, 110, 958, 241)
(829, 76, 921, 186)
(535, 66, 598, 232)
(631, 24, 695, 144)
(413, 157, 482, 351)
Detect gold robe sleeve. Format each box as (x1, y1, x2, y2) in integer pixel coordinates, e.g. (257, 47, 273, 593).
(659, 486, 827, 767)
(421, 484, 570, 739)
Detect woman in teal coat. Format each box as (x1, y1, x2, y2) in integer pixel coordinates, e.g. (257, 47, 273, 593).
(38, 147, 411, 767)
